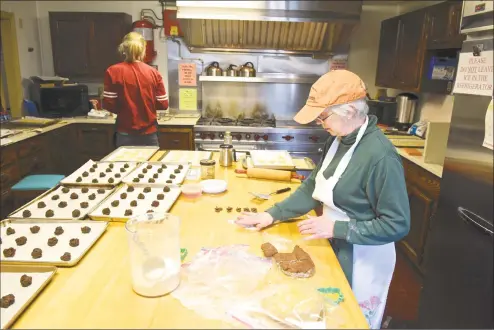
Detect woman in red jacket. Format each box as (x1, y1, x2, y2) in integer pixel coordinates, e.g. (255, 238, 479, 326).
(103, 32, 168, 147)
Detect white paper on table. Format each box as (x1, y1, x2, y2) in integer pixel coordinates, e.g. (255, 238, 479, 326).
(453, 50, 493, 96)
(483, 98, 493, 150)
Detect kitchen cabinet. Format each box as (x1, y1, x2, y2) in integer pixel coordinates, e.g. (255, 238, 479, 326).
(48, 125, 79, 175)
(76, 124, 115, 162)
(50, 12, 132, 79)
(375, 1, 463, 92)
(158, 127, 194, 151)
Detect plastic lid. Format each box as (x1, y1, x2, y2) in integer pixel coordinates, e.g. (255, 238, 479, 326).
(200, 159, 216, 166)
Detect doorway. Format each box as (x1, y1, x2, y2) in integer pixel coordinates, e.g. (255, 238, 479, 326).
(0, 11, 23, 118)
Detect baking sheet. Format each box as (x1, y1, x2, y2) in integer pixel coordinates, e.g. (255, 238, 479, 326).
(0, 219, 108, 267)
(9, 186, 115, 220)
(60, 160, 137, 186)
(160, 150, 212, 167)
(0, 264, 57, 330)
(249, 150, 295, 170)
(122, 162, 190, 186)
(101, 146, 159, 162)
(89, 184, 181, 222)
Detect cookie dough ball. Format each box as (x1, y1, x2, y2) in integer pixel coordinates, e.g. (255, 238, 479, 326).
(81, 226, 91, 234)
(236, 207, 242, 212)
(143, 187, 151, 193)
(137, 193, 145, 200)
(1, 294, 15, 308)
(80, 202, 89, 209)
(261, 243, 278, 257)
(133, 178, 140, 183)
(82, 171, 89, 177)
(111, 200, 119, 207)
(178, 164, 184, 170)
(76, 177, 82, 183)
(102, 208, 111, 215)
(70, 193, 79, 200)
(163, 186, 170, 193)
(72, 209, 81, 218)
(120, 168, 126, 173)
(89, 168, 96, 173)
(31, 248, 42, 259)
(105, 168, 112, 173)
(99, 172, 106, 178)
(51, 194, 60, 200)
(170, 174, 176, 179)
(92, 164, 98, 169)
(148, 178, 155, 183)
(47, 237, 58, 247)
(22, 210, 32, 218)
(109, 163, 114, 169)
(120, 192, 127, 199)
(153, 173, 159, 179)
(92, 179, 98, 183)
(82, 187, 89, 193)
(157, 194, 165, 200)
(62, 187, 70, 194)
(3, 247, 16, 258)
(37, 201, 46, 208)
(142, 168, 148, 174)
(166, 180, 172, 184)
(124, 163, 130, 169)
(45, 209, 55, 218)
(174, 169, 181, 174)
(6, 227, 15, 235)
(54, 226, 64, 235)
(161, 164, 167, 169)
(146, 164, 153, 170)
(58, 201, 67, 208)
(124, 209, 133, 216)
(115, 173, 121, 178)
(30, 225, 40, 234)
(15, 236, 27, 246)
(138, 174, 145, 179)
(20, 274, 33, 287)
(151, 201, 160, 207)
(127, 186, 135, 192)
(88, 193, 96, 200)
(226, 207, 233, 213)
(69, 238, 80, 247)
(97, 188, 105, 194)
(157, 168, 163, 174)
(60, 252, 71, 261)
(130, 200, 137, 207)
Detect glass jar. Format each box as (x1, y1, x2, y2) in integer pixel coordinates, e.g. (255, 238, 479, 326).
(125, 212, 181, 297)
(200, 159, 216, 180)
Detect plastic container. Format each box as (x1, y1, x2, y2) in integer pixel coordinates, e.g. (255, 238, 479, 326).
(125, 212, 181, 297)
(181, 183, 203, 199)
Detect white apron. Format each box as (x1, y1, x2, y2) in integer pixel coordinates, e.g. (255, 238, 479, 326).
(312, 116, 395, 329)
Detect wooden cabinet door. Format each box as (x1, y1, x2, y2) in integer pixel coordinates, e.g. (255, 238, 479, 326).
(50, 13, 90, 77)
(427, 4, 451, 43)
(395, 10, 427, 90)
(401, 183, 435, 268)
(375, 17, 400, 87)
(87, 13, 131, 77)
(447, 1, 463, 39)
(158, 128, 194, 151)
(76, 124, 115, 161)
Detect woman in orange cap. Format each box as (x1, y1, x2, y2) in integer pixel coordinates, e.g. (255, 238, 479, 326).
(236, 70, 411, 329)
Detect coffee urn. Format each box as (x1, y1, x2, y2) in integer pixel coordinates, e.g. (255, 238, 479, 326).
(395, 93, 418, 131)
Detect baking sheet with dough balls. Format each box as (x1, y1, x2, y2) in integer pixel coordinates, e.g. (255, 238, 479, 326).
(123, 163, 189, 186)
(0, 270, 53, 329)
(62, 160, 137, 185)
(10, 186, 114, 220)
(104, 147, 157, 162)
(0, 221, 107, 264)
(90, 185, 181, 219)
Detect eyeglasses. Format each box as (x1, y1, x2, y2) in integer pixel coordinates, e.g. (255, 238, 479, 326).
(315, 111, 333, 125)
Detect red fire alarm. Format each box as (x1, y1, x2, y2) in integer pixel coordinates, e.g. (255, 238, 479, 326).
(163, 9, 183, 37)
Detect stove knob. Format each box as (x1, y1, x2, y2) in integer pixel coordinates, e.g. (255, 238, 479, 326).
(200, 133, 207, 140)
(209, 133, 215, 140)
(309, 136, 320, 142)
(254, 134, 261, 141)
(262, 134, 268, 141)
(245, 133, 251, 140)
(282, 135, 294, 141)
(219, 133, 224, 139)
(235, 134, 242, 141)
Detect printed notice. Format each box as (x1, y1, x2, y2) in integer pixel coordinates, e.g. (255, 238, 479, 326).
(483, 98, 493, 150)
(179, 88, 197, 111)
(178, 63, 197, 86)
(453, 50, 493, 96)
(330, 55, 348, 71)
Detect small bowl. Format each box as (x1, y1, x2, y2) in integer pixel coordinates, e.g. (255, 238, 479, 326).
(181, 184, 202, 199)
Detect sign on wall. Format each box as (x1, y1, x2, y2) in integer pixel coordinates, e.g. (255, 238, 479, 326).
(453, 50, 493, 96)
(178, 63, 197, 87)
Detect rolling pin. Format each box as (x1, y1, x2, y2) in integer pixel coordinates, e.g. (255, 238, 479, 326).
(235, 168, 305, 181)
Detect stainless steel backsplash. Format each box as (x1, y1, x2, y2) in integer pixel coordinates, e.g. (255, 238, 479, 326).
(167, 38, 331, 119)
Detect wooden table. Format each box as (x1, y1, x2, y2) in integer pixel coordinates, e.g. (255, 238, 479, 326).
(11, 152, 368, 329)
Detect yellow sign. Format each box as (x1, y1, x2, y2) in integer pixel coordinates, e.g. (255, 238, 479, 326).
(179, 88, 197, 111)
(170, 26, 179, 36)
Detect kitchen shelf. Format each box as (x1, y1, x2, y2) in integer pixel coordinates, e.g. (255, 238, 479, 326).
(199, 74, 319, 84)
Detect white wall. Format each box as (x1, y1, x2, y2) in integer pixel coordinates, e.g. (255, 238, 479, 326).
(36, 1, 169, 93)
(1, 1, 43, 97)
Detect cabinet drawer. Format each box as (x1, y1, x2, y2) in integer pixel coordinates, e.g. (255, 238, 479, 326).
(0, 147, 17, 168)
(77, 125, 113, 155)
(0, 165, 20, 189)
(158, 129, 193, 151)
(18, 137, 46, 159)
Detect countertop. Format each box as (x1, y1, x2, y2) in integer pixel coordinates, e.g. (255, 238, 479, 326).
(396, 147, 443, 178)
(0, 115, 200, 147)
(10, 152, 368, 329)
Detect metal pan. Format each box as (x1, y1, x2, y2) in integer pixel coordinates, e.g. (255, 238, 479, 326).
(0, 219, 108, 267)
(0, 264, 57, 329)
(122, 161, 190, 187)
(101, 146, 159, 162)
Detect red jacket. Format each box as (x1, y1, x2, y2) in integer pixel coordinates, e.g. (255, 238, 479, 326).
(103, 62, 168, 134)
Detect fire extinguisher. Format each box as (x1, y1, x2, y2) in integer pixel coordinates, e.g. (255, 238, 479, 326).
(132, 18, 156, 64)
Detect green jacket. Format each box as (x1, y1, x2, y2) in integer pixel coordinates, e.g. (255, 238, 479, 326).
(266, 115, 410, 285)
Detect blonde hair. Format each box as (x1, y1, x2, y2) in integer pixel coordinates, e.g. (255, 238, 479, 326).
(118, 32, 146, 62)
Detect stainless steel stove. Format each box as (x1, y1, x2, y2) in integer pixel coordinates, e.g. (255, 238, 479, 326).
(194, 117, 327, 164)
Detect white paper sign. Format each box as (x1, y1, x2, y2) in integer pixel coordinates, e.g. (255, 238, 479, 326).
(453, 50, 493, 96)
(483, 98, 493, 150)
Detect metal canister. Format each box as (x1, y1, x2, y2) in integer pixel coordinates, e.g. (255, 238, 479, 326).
(200, 159, 216, 180)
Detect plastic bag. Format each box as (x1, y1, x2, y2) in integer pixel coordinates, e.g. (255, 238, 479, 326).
(171, 244, 273, 322)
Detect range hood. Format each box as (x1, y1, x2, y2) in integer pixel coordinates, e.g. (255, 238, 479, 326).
(176, 1, 362, 57)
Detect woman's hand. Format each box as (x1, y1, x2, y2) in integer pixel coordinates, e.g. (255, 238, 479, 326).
(235, 212, 274, 231)
(297, 215, 335, 240)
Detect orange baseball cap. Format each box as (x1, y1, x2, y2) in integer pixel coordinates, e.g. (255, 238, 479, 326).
(294, 70, 367, 124)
